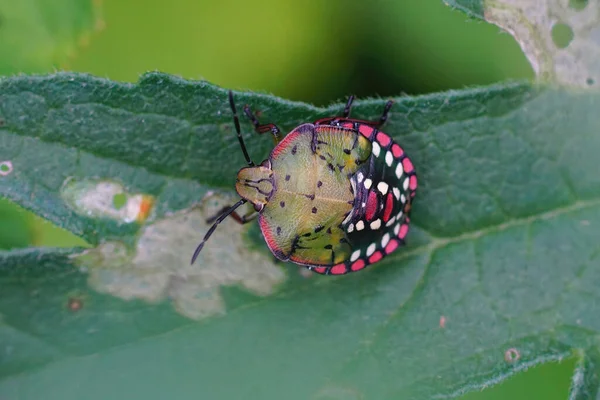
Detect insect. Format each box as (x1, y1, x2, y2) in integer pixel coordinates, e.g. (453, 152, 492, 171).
(191, 91, 417, 275)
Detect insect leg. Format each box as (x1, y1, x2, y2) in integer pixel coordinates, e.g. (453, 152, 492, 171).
(206, 207, 258, 225)
(243, 105, 283, 145)
(191, 199, 248, 264)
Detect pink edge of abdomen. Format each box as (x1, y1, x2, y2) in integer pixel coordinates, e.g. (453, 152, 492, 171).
(391, 144, 403, 158)
(385, 239, 399, 254)
(376, 132, 391, 147)
(402, 157, 414, 173)
(399, 224, 409, 240)
(409, 175, 417, 190)
(330, 263, 347, 275)
(369, 251, 383, 264)
(359, 124, 374, 139)
(351, 259, 366, 271)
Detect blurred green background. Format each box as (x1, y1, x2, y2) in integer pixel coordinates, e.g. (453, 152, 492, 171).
(0, 0, 575, 397)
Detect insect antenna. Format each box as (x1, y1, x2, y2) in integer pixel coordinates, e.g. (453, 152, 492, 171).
(190, 198, 248, 264)
(229, 90, 255, 167)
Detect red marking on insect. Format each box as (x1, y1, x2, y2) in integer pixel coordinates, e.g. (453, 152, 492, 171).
(272, 130, 301, 158)
(330, 263, 347, 275)
(409, 175, 417, 191)
(259, 217, 278, 253)
(369, 251, 383, 264)
(399, 224, 409, 240)
(358, 124, 374, 138)
(365, 191, 379, 221)
(402, 157, 414, 173)
(314, 267, 327, 274)
(391, 144, 403, 158)
(383, 193, 394, 222)
(341, 122, 354, 130)
(351, 259, 366, 271)
(376, 132, 391, 147)
(385, 239, 399, 254)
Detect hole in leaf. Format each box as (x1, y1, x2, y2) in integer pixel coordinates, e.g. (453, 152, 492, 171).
(551, 23, 574, 49)
(505, 347, 520, 363)
(112, 193, 127, 210)
(569, 0, 588, 10)
(0, 161, 12, 175)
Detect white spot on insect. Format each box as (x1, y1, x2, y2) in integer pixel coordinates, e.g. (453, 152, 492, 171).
(372, 142, 381, 157)
(377, 182, 389, 194)
(364, 179, 372, 189)
(361, 202, 366, 208)
(357, 172, 364, 183)
(0, 161, 13, 176)
(347, 223, 355, 233)
(370, 219, 381, 230)
(400, 194, 406, 204)
(394, 223, 401, 236)
(366, 243, 376, 256)
(396, 210, 403, 220)
(350, 250, 361, 262)
(381, 233, 390, 248)
(356, 220, 365, 231)
(393, 187, 400, 200)
(395, 162, 403, 179)
(403, 177, 409, 190)
(385, 151, 393, 167)
(386, 216, 396, 227)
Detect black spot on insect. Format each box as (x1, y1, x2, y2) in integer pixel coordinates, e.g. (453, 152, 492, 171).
(347, 200, 354, 205)
(324, 244, 333, 250)
(285, 174, 290, 181)
(305, 193, 315, 201)
(303, 232, 312, 237)
(312, 207, 317, 214)
(327, 163, 335, 172)
(326, 227, 332, 234)
(280, 201, 285, 208)
(291, 145, 297, 155)
(317, 140, 328, 145)
(343, 149, 351, 155)
(314, 225, 324, 233)
(276, 227, 282, 235)
(337, 164, 345, 172)
(339, 237, 349, 244)
(319, 154, 327, 161)
(317, 180, 323, 188)
(349, 185, 354, 195)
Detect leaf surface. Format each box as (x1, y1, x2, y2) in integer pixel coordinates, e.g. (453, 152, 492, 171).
(1, 73, 599, 399)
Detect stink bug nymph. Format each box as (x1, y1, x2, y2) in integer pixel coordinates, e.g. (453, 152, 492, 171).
(191, 91, 417, 275)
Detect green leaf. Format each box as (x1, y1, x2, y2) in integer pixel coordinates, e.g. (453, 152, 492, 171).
(1, 73, 600, 399)
(0, 0, 103, 75)
(443, 0, 600, 88)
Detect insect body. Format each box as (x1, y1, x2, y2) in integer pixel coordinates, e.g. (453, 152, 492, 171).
(191, 91, 417, 275)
